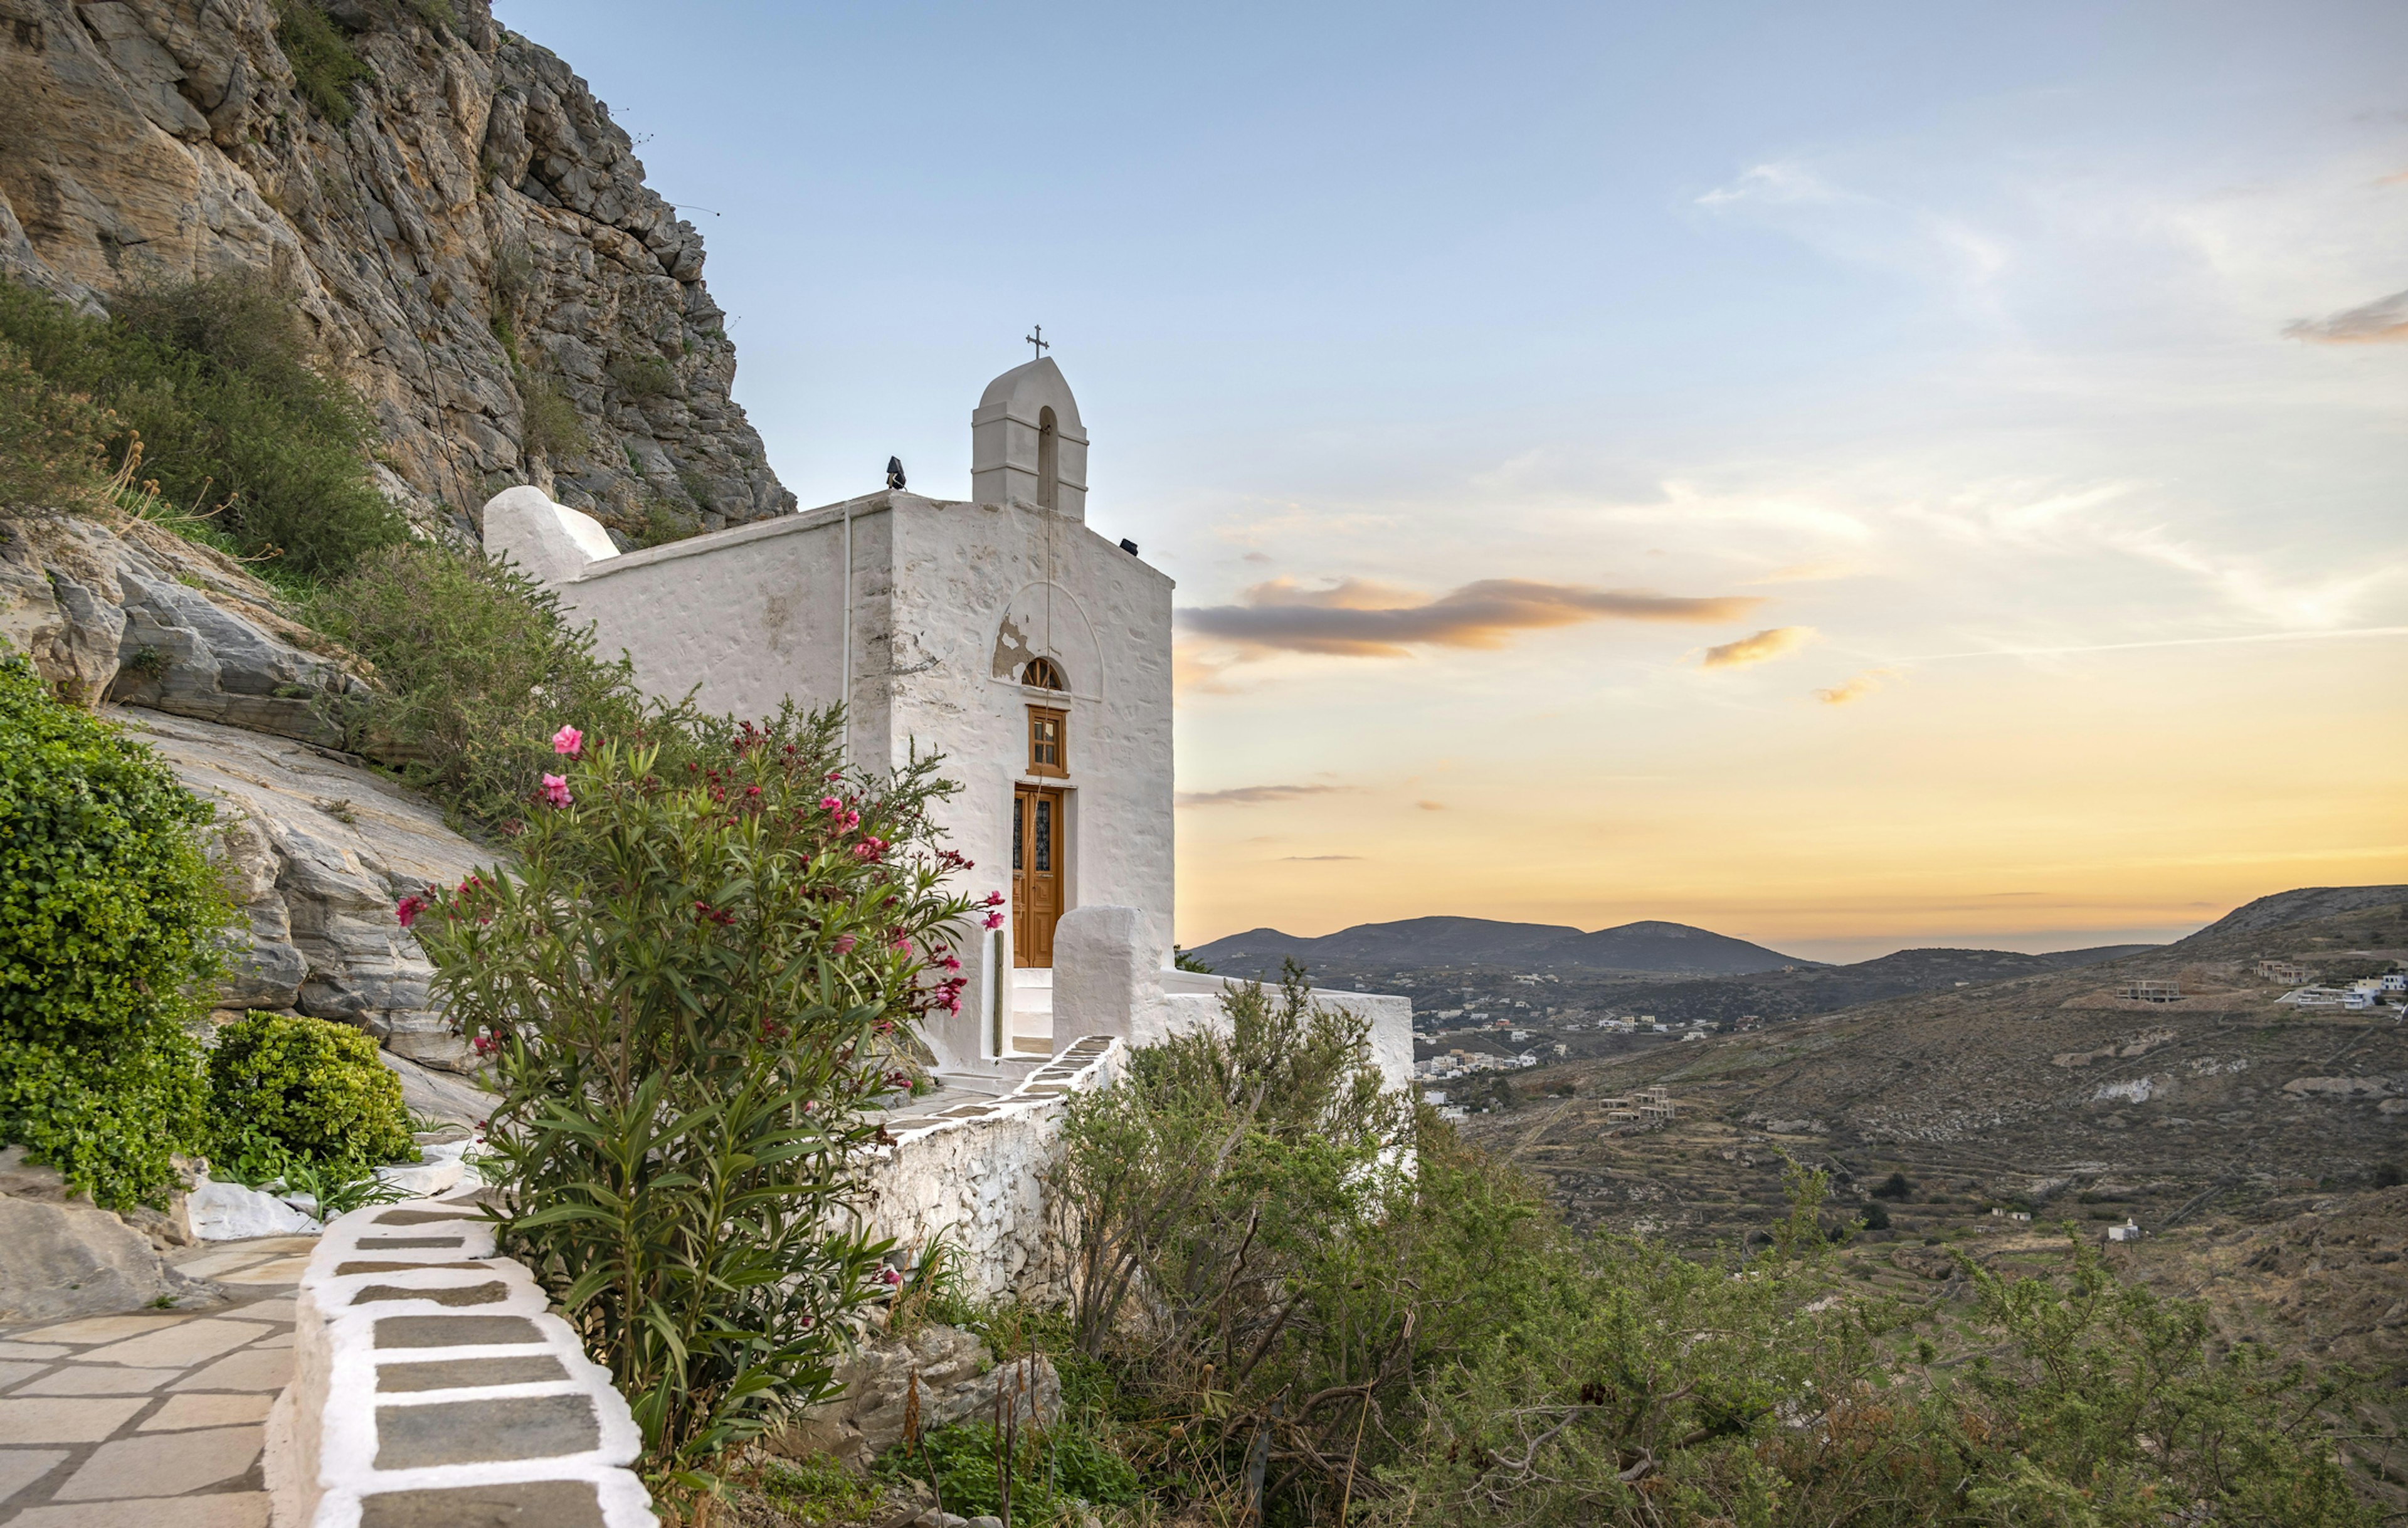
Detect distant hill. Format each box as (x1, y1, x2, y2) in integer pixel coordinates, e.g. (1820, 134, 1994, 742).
(1529, 920, 1812, 975)
(1461, 886, 2408, 1251)
(1188, 916, 1807, 978)
(1191, 917, 1582, 972)
(2171, 885, 2408, 947)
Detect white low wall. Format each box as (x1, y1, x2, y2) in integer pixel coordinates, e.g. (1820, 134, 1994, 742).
(1157, 971, 1415, 1094)
(272, 1194, 655, 1528)
(860, 1035, 1120, 1302)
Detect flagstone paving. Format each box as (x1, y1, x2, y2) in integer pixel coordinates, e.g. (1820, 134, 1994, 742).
(0, 1237, 313, 1527)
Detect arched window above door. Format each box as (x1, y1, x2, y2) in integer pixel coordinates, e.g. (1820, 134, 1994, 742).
(1021, 656, 1067, 691)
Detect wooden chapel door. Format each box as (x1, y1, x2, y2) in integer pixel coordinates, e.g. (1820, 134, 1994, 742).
(1012, 785, 1064, 967)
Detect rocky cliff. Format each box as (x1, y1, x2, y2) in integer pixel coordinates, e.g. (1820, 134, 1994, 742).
(0, 0, 795, 541)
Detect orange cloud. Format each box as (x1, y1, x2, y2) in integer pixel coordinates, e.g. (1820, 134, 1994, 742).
(1702, 625, 1815, 669)
(1814, 668, 1895, 705)
(1178, 577, 1763, 658)
(2283, 288, 2408, 344)
(1415, 799, 1446, 811)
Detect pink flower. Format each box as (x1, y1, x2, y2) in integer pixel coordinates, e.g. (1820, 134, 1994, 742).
(983, 910, 1005, 930)
(852, 836, 887, 862)
(825, 769, 844, 782)
(539, 773, 573, 809)
(983, 891, 1006, 908)
(395, 893, 428, 928)
(819, 795, 842, 813)
(942, 956, 961, 972)
(891, 935, 913, 953)
(551, 724, 584, 757)
(880, 1267, 903, 1287)
(833, 934, 857, 954)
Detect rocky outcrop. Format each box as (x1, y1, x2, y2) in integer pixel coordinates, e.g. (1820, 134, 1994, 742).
(0, 1147, 205, 1320)
(128, 705, 494, 1070)
(768, 1323, 1059, 1470)
(0, 510, 366, 732)
(0, 0, 795, 540)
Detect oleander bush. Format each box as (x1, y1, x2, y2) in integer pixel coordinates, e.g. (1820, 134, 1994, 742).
(409, 715, 988, 1479)
(203, 1011, 415, 1173)
(0, 654, 228, 1208)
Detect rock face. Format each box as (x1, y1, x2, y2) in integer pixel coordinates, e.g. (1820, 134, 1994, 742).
(0, 510, 366, 732)
(0, 0, 795, 539)
(127, 705, 494, 1070)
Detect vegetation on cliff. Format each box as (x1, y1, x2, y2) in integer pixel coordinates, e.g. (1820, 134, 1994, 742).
(0, 274, 401, 579)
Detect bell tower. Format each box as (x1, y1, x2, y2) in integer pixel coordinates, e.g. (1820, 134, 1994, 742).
(969, 357, 1089, 520)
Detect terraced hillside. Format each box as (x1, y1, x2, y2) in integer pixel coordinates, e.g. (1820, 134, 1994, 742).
(1457, 890, 2408, 1511)
(1462, 895, 2407, 1246)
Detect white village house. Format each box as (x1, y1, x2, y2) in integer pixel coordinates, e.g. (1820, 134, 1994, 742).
(483, 356, 1411, 1100)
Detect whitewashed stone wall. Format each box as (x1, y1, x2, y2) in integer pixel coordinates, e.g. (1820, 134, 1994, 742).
(859, 1036, 1120, 1302)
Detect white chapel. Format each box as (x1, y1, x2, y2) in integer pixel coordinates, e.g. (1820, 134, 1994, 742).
(483, 357, 1406, 1087)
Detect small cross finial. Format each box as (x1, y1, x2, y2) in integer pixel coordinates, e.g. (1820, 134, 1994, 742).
(1026, 325, 1048, 359)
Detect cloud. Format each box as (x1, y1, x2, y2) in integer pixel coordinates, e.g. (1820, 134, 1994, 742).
(2284, 288, 2408, 344)
(1701, 626, 1815, 670)
(1696, 161, 1843, 209)
(1178, 577, 1763, 658)
(1281, 854, 1363, 861)
(1415, 799, 1446, 811)
(1176, 784, 1353, 808)
(1814, 669, 1895, 705)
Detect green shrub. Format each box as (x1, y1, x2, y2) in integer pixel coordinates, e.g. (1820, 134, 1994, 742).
(892, 1413, 1143, 1520)
(517, 370, 589, 460)
(605, 352, 679, 401)
(204, 1012, 413, 1171)
(0, 275, 403, 579)
(309, 542, 663, 828)
(0, 340, 117, 511)
(410, 723, 983, 1473)
(272, 0, 372, 124)
(0, 655, 226, 1208)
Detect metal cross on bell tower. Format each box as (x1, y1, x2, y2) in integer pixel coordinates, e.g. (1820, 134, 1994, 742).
(1025, 325, 1048, 360)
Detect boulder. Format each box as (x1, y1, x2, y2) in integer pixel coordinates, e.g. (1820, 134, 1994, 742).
(767, 1322, 1060, 1468)
(382, 1049, 502, 1128)
(0, 1145, 194, 1251)
(189, 1178, 321, 1240)
(0, 1146, 209, 1316)
(124, 707, 496, 1070)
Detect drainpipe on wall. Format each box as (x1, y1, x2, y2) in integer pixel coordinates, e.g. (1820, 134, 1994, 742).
(840, 504, 853, 766)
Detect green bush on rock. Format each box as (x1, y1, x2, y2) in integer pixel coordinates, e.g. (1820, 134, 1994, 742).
(204, 1012, 414, 1174)
(0, 654, 228, 1208)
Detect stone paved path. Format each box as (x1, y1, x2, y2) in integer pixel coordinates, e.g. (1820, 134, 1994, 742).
(0, 1236, 315, 1527)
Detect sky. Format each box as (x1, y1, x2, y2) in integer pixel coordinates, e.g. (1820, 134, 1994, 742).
(495, 0, 2408, 961)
